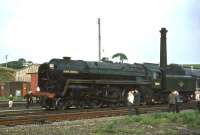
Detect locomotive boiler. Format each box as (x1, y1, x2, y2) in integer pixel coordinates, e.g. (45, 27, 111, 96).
(38, 58, 162, 109)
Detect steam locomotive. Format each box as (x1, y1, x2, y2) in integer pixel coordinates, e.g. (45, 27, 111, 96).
(37, 57, 200, 109)
(36, 28, 200, 109)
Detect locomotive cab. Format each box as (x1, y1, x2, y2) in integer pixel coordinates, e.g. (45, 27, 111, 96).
(143, 63, 162, 89)
(152, 71, 162, 89)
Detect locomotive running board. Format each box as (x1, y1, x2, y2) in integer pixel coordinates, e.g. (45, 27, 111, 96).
(61, 79, 152, 97)
(69, 79, 152, 85)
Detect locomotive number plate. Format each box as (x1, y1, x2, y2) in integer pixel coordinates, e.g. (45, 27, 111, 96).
(63, 70, 79, 74)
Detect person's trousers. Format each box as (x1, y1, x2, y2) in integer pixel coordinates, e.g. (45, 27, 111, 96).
(127, 102, 134, 115)
(197, 101, 200, 111)
(8, 101, 13, 108)
(169, 104, 176, 112)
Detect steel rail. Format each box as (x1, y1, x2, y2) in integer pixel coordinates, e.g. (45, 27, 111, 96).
(0, 102, 196, 126)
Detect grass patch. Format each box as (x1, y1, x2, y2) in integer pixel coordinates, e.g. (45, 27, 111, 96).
(95, 111, 200, 134)
(95, 120, 119, 134)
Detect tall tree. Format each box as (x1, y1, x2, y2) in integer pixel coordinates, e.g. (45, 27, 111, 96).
(112, 53, 128, 63)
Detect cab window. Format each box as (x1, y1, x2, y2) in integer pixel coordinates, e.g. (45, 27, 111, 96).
(153, 72, 160, 80)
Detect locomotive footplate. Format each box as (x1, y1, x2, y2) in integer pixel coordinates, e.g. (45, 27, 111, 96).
(32, 91, 56, 99)
(68, 79, 152, 85)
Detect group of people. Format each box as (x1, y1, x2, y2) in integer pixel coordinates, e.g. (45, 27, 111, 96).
(168, 90, 182, 113)
(127, 88, 200, 115)
(7, 91, 33, 109)
(127, 89, 141, 115)
(168, 89, 200, 113)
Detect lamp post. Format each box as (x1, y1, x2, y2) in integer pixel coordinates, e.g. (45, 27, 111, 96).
(5, 55, 8, 68)
(98, 18, 101, 61)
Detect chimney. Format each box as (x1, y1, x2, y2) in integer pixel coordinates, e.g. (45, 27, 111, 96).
(63, 57, 71, 61)
(160, 28, 168, 69)
(160, 28, 168, 90)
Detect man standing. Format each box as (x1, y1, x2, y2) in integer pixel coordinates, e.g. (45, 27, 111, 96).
(195, 89, 200, 111)
(134, 89, 141, 115)
(127, 90, 134, 116)
(168, 91, 176, 112)
(8, 94, 14, 109)
(174, 90, 181, 113)
(25, 91, 33, 109)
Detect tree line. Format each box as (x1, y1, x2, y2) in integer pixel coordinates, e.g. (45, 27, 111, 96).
(0, 58, 33, 69)
(0, 53, 128, 70)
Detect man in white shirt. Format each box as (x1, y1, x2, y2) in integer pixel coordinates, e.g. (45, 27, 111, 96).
(174, 90, 181, 113)
(127, 90, 134, 115)
(195, 89, 200, 111)
(8, 94, 14, 109)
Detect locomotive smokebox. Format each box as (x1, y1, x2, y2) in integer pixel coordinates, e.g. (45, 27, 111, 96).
(160, 27, 168, 90)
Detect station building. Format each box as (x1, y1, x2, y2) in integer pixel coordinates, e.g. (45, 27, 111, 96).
(0, 64, 40, 97)
(15, 64, 40, 96)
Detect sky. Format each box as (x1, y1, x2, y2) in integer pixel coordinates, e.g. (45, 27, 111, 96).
(0, 0, 200, 64)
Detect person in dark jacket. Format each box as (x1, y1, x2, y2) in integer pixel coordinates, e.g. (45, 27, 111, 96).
(25, 92, 33, 109)
(174, 90, 182, 113)
(134, 89, 141, 115)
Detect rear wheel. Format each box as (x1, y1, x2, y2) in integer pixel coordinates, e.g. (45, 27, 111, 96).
(140, 86, 153, 104)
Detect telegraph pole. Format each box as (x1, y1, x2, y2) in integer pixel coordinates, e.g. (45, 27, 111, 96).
(98, 18, 101, 61)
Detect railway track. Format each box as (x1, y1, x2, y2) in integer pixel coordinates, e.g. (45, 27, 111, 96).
(0, 101, 25, 108)
(0, 102, 196, 126)
(0, 101, 40, 111)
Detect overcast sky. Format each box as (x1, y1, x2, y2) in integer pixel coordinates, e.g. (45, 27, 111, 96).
(0, 0, 199, 64)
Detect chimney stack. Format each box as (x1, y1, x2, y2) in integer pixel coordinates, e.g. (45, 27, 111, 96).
(160, 28, 168, 69)
(160, 28, 168, 90)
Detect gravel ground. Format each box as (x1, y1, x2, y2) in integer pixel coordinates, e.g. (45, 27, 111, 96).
(0, 115, 199, 135)
(0, 116, 124, 135)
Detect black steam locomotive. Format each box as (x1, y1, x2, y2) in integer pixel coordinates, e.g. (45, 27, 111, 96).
(37, 28, 200, 109)
(37, 57, 200, 109)
(38, 58, 156, 109)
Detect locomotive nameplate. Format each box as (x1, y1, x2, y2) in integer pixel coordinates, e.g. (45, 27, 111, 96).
(63, 70, 79, 74)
